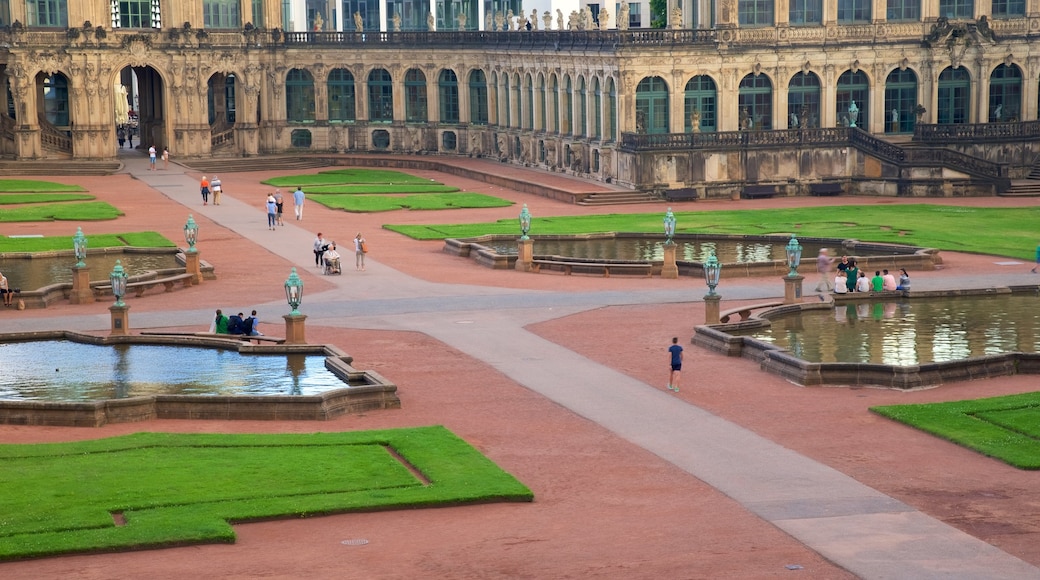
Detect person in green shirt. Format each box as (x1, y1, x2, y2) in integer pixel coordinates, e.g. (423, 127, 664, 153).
(213, 309, 230, 334)
(871, 271, 884, 292)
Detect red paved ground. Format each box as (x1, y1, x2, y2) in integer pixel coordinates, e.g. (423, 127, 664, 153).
(0, 161, 1038, 578)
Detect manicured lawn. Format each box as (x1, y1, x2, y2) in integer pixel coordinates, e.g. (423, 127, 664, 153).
(307, 184, 459, 194)
(0, 193, 95, 204)
(0, 179, 86, 193)
(0, 232, 176, 253)
(871, 392, 1040, 469)
(262, 169, 432, 187)
(0, 427, 532, 560)
(311, 192, 513, 212)
(385, 204, 1040, 260)
(0, 201, 122, 222)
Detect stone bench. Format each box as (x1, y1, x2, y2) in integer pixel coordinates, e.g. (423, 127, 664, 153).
(810, 182, 843, 196)
(719, 301, 784, 323)
(742, 185, 777, 199)
(663, 187, 699, 202)
(531, 259, 653, 278)
(94, 273, 194, 298)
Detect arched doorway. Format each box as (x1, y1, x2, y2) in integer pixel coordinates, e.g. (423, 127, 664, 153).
(118, 65, 166, 153)
(208, 72, 238, 152)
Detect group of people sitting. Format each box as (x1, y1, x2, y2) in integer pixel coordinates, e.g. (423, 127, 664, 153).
(817, 250, 911, 295)
(212, 309, 262, 336)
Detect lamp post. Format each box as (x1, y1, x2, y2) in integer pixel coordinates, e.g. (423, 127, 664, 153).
(183, 215, 202, 285)
(69, 227, 95, 304)
(661, 207, 678, 279)
(702, 251, 721, 324)
(516, 204, 534, 272)
(108, 260, 130, 336)
(283, 267, 307, 344)
(783, 234, 804, 304)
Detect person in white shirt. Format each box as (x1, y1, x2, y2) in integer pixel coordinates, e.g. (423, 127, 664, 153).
(855, 271, 871, 293)
(833, 270, 848, 294)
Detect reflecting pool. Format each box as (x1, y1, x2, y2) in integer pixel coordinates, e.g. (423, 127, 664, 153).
(734, 294, 1040, 365)
(0, 253, 180, 290)
(0, 341, 351, 401)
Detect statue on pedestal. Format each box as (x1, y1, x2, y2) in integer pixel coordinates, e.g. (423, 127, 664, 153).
(458, 12, 467, 30)
(428, 10, 435, 31)
(507, 9, 514, 30)
(531, 9, 539, 30)
(618, 1, 629, 30)
(669, 6, 682, 29)
(392, 12, 401, 31)
(557, 9, 564, 30)
(599, 6, 611, 30)
(314, 12, 324, 31)
(353, 11, 362, 32)
(690, 108, 701, 133)
(848, 100, 859, 128)
(543, 11, 553, 30)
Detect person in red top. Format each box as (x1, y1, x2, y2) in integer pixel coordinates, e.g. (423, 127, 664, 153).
(200, 176, 210, 205)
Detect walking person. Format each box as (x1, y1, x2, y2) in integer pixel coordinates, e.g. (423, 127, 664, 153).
(274, 190, 285, 225)
(210, 175, 222, 205)
(117, 127, 126, 148)
(293, 186, 306, 220)
(354, 232, 367, 271)
(313, 232, 327, 267)
(667, 337, 683, 392)
(199, 176, 210, 205)
(148, 145, 157, 170)
(161, 147, 169, 169)
(1033, 242, 1040, 273)
(815, 248, 834, 294)
(266, 194, 278, 230)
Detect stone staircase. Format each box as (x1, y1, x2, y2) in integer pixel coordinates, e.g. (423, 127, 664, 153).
(1002, 156, 1040, 196)
(576, 190, 658, 206)
(0, 159, 123, 175)
(180, 156, 332, 173)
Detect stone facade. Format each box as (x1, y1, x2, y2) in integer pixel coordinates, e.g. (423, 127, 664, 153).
(2, 1, 1039, 192)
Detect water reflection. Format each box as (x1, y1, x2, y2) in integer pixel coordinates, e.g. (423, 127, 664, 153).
(0, 253, 180, 290)
(0, 341, 349, 401)
(735, 295, 1040, 365)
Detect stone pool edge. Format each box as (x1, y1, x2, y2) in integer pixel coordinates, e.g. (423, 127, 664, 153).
(0, 330, 400, 427)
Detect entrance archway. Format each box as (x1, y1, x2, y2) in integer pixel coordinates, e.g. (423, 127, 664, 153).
(208, 72, 238, 152)
(118, 65, 166, 152)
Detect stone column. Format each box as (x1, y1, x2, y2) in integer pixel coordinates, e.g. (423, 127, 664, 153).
(516, 238, 534, 271)
(185, 251, 202, 285)
(783, 275, 804, 304)
(69, 266, 95, 304)
(661, 244, 679, 279)
(109, 304, 130, 337)
(703, 294, 721, 325)
(283, 314, 307, 345)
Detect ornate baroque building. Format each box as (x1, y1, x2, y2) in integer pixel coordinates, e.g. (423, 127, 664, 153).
(1, 1, 1038, 195)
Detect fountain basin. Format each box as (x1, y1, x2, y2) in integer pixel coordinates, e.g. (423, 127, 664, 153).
(0, 331, 399, 427)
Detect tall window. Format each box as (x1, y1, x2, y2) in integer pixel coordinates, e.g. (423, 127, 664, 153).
(787, 72, 820, 129)
(343, 0, 379, 30)
(549, 75, 559, 132)
(27, 0, 67, 26)
(577, 77, 587, 137)
(439, 69, 459, 124)
(738, 0, 773, 27)
(285, 69, 315, 123)
(789, 0, 821, 25)
(524, 74, 533, 129)
(738, 74, 772, 130)
(884, 68, 917, 133)
(204, 0, 240, 28)
(836, 70, 869, 128)
(562, 76, 572, 134)
(592, 78, 602, 139)
(684, 75, 717, 132)
(938, 0, 973, 18)
(503, 75, 511, 127)
(0, 0, 10, 26)
(537, 74, 546, 130)
(635, 76, 669, 134)
(627, 2, 641, 27)
(368, 68, 394, 123)
(837, 0, 870, 22)
(886, 0, 919, 21)
(992, 0, 1025, 17)
(405, 69, 427, 123)
(937, 67, 970, 124)
(607, 78, 617, 141)
(328, 69, 356, 122)
(251, 0, 263, 26)
(469, 70, 488, 125)
(112, 0, 161, 28)
(41, 73, 69, 126)
(988, 64, 1021, 122)
(511, 74, 520, 129)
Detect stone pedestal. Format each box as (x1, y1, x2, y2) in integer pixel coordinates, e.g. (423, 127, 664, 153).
(283, 314, 307, 345)
(783, 275, 804, 305)
(703, 294, 721, 325)
(515, 238, 533, 272)
(184, 251, 202, 285)
(661, 243, 678, 279)
(69, 266, 95, 304)
(109, 303, 130, 336)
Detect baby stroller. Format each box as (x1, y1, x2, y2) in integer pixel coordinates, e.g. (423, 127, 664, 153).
(323, 255, 342, 275)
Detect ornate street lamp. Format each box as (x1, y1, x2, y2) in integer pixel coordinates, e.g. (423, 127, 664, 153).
(284, 267, 304, 315)
(519, 203, 531, 240)
(184, 215, 199, 253)
(73, 227, 88, 268)
(703, 251, 721, 296)
(785, 234, 803, 278)
(663, 208, 676, 245)
(109, 260, 128, 307)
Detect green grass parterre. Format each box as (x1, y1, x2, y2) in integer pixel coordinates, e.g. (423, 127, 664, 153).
(0, 427, 532, 560)
(0, 179, 86, 193)
(311, 193, 514, 213)
(0, 232, 175, 253)
(871, 392, 1040, 469)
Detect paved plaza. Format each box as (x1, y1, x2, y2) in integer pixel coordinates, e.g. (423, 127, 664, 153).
(1, 155, 1039, 579)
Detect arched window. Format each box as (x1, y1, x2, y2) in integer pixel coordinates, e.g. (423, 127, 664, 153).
(789, 0, 821, 25)
(577, 77, 587, 137)
(368, 68, 394, 123)
(787, 72, 820, 129)
(285, 68, 315, 123)
(635, 76, 669, 134)
(592, 78, 602, 139)
(938, 0, 973, 19)
(538, 74, 546, 131)
(884, 68, 917, 133)
(988, 64, 1021, 122)
(405, 69, 427, 123)
(524, 74, 534, 129)
(739, 0, 773, 26)
(41, 73, 69, 127)
(684, 75, 717, 132)
(328, 69, 356, 122)
(993, 0, 1025, 17)
(607, 78, 617, 141)
(469, 70, 488, 125)
(550, 74, 559, 133)
(836, 70, 869, 128)
(439, 69, 459, 124)
(937, 67, 970, 124)
(738, 73, 773, 130)
(562, 76, 573, 134)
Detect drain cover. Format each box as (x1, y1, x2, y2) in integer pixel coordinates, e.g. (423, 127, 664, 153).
(341, 539, 369, 546)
